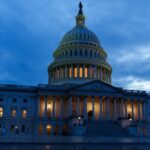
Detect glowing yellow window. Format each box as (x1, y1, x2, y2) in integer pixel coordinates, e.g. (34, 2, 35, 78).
(69, 67, 72, 78)
(47, 101, 52, 118)
(11, 110, 16, 118)
(79, 67, 83, 78)
(74, 67, 77, 78)
(85, 67, 88, 78)
(46, 124, 52, 135)
(0, 107, 3, 117)
(22, 110, 27, 118)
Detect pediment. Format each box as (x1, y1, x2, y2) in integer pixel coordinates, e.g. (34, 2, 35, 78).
(71, 80, 122, 93)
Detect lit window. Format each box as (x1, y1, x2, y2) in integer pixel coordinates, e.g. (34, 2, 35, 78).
(85, 67, 88, 78)
(22, 110, 27, 118)
(79, 67, 83, 78)
(11, 110, 16, 118)
(69, 67, 72, 78)
(47, 101, 52, 118)
(0, 107, 3, 118)
(74, 67, 77, 78)
(46, 124, 52, 135)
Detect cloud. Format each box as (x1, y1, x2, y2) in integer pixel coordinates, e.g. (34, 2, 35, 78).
(114, 75, 150, 92)
(114, 44, 150, 63)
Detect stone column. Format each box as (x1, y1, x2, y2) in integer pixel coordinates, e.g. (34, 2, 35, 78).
(77, 64, 80, 78)
(92, 97, 95, 120)
(100, 66, 102, 81)
(77, 97, 80, 116)
(65, 65, 68, 79)
(83, 65, 85, 78)
(68, 96, 72, 117)
(45, 97, 48, 118)
(52, 69, 54, 81)
(59, 67, 61, 80)
(142, 102, 146, 121)
(71, 64, 74, 78)
(106, 98, 110, 120)
(58, 67, 60, 80)
(99, 97, 103, 120)
(59, 97, 63, 120)
(132, 101, 134, 120)
(114, 99, 117, 121)
(37, 97, 40, 118)
(97, 67, 100, 80)
(88, 65, 90, 78)
(84, 97, 87, 120)
(121, 99, 124, 118)
(96, 65, 98, 79)
(125, 100, 127, 118)
(90, 65, 92, 78)
(54, 68, 57, 80)
(52, 96, 55, 118)
(138, 101, 141, 121)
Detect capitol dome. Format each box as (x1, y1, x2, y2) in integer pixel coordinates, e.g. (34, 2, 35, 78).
(58, 25, 101, 48)
(48, 2, 112, 85)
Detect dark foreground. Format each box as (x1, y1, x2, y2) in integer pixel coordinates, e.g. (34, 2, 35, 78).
(0, 144, 150, 150)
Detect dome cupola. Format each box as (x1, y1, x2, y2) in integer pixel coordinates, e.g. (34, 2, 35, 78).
(48, 2, 112, 85)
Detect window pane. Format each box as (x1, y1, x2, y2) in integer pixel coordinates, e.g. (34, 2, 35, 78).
(11, 110, 16, 118)
(74, 67, 77, 78)
(69, 67, 72, 78)
(79, 67, 83, 78)
(22, 110, 27, 118)
(85, 67, 88, 78)
(0, 107, 3, 117)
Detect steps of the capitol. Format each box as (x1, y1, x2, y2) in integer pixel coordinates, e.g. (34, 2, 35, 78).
(85, 120, 132, 137)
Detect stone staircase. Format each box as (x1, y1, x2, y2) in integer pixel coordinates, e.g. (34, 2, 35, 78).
(86, 120, 132, 137)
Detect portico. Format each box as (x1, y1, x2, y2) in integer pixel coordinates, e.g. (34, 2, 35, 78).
(37, 81, 146, 122)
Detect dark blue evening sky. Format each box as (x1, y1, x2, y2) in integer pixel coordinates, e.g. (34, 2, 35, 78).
(0, 0, 150, 91)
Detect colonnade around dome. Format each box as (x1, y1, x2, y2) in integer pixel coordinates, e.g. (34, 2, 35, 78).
(54, 46, 107, 62)
(49, 64, 111, 84)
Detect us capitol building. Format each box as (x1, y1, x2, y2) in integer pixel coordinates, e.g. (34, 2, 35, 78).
(0, 2, 150, 142)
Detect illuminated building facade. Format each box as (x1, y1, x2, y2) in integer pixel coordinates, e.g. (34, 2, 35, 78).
(0, 3, 150, 141)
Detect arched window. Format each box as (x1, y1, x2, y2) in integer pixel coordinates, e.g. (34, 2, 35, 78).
(80, 50, 82, 56)
(98, 53, 100, 58)
(62, 52, 64, 59)
(75, 50, 78, 57)
(94, 51, 97, 57)
(85, 50, 88, 57)
(58, 53, 61, 59)
(90, 50, 93, 57)
(80, 34, 82, 39)
(65, 51, 68, 57)
(70, 50, 72, 57)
